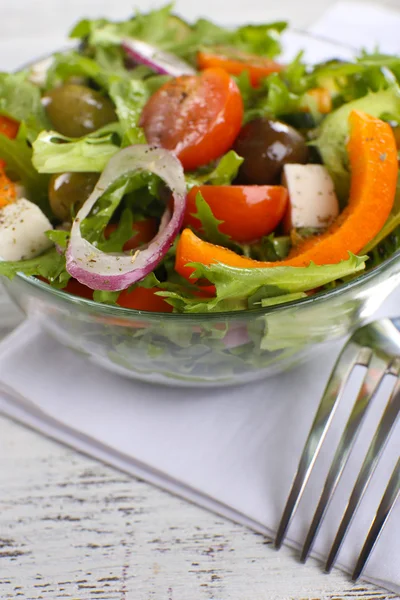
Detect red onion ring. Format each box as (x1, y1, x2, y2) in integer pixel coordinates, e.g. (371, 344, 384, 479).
(66, 145, 187, 291)
(122, 38, 196, 77)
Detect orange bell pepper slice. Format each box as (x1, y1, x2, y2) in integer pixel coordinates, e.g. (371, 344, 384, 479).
(0, 166, 17, 208)
(176, 110, 398, 279)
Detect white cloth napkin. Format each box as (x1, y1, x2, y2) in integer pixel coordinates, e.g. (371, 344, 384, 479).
(1, 1, 400, 594)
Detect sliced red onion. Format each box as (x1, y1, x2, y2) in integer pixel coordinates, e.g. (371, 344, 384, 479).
(122, 38, 196, 77)
(66, 145, 186, 292)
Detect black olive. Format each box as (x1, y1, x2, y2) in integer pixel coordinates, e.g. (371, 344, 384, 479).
(233, 118, 309, 185)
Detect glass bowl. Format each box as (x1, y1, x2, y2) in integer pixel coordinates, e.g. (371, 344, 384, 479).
(2, 31, 400, 387)
(4, 250, 400, 386)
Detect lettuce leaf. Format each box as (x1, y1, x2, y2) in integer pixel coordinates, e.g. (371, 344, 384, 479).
(245, 73, 303, 122)
(45, 51, 115, 91)
(185, 150, 243, 188)
(0, 248, 69, 287)
(0, 72, 50, 140)
(70, 4, 286, 62)
(108, 79, 149, 145)
(160, 253, 367, 313)
(32, 125, 121, 173)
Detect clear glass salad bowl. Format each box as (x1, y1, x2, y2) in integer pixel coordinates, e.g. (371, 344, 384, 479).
(3, 250, 400, 387)
(2, 31, 400, 387)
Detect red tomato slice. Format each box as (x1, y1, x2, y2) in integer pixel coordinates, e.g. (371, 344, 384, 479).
(184, 185, 289, 243)
(104, 218, 158, 251)
(63, 278, 172, 313)
(197, 49, 283, 87)
(117, 287, 173, 313)
(139, 68, 244, 171)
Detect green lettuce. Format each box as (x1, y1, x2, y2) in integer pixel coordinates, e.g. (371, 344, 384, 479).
(0, 72, 50, 139)
(45, 51, 115, 91)
(32, 125, 121, 173)
(108, 79, 149, 145)
(160, 253, 367, 313)
(70, 4, 286, 62)
(185, 150, 243, 188)
(0, 248, 69, 288)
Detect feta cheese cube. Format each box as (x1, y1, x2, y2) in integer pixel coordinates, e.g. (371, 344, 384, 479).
(0, 198, 53, 261)
(282, 164, 339, 231)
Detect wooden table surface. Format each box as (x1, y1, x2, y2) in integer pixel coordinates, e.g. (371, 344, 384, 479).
(1, 0, 400, 598)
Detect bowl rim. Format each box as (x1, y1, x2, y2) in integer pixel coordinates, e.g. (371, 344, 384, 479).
(10, 30, 400, 321)
(15, 246, 400, 321)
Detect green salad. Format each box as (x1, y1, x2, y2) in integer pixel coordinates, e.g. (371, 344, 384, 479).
(0, 3, 400, 314)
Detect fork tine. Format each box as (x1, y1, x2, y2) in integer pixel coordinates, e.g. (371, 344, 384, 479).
(325, 374, 400, 573)
(274, 342, 368, 549)
(352, 457, 400, 581)
(300, 353, 390, 563)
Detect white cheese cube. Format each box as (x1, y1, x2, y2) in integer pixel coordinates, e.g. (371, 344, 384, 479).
(0, 198, 53, 261)
(282, 164, 339, 231)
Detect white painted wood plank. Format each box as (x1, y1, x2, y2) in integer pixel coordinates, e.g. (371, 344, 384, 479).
(1, 417, 396, 599)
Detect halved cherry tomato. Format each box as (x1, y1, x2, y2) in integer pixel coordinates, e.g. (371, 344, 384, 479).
(183, 185, 288, 243)
(104, 218, 158, 251)
(117, 286, 173, 313)
(139, 67, 244, 171)
(197, 49, 283, 87)
(64, 278, 172, 313)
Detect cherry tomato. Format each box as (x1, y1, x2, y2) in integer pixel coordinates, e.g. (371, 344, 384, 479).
(140, 68, 244, 171)
(104, 218, 158, 251)
(64, 278, 94, 300)
(197, 49, 283, 87)
(63, 278, 172, 313)
(183, 185, 289, 243)
(117, 286, 173, 313)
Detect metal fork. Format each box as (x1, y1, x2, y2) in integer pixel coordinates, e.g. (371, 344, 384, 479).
(275, 318, 400, 580)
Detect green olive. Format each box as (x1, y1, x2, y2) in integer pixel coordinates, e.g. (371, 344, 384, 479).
(48, 172, 99, 221)
(43, 84, 117, 138)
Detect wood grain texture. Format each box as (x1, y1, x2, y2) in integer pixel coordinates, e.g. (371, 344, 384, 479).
(1, 417, 397, 600)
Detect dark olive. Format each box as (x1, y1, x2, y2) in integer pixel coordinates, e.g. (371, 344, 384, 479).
(49, 172, 99, 221)
(43, 84, 117, 138)
(233, 118, 309, 185)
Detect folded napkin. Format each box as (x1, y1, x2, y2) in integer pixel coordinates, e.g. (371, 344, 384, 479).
(1, 1, 400, 594)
